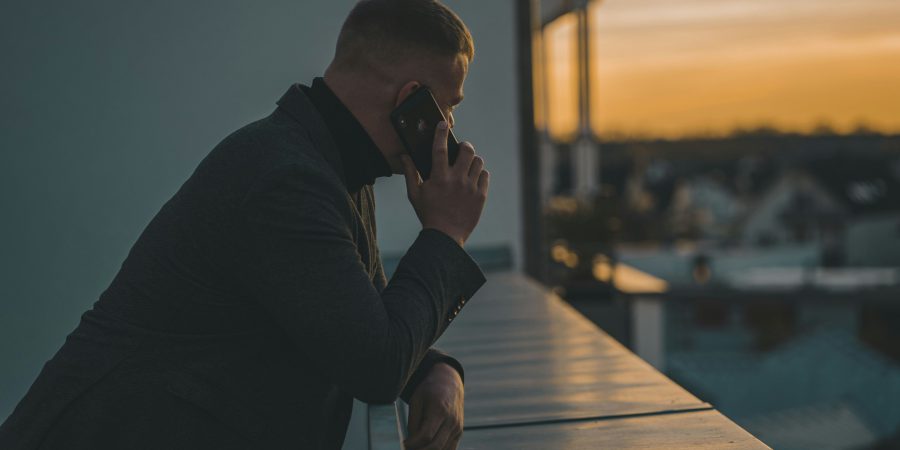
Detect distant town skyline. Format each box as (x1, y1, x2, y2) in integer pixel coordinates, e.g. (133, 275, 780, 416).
(542, 0, 900, 140)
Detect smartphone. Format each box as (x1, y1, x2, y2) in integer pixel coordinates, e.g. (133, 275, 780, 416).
(389, 86, 460, 180)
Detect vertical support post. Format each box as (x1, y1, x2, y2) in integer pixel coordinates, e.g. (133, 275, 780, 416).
(342, 400, 370, 449)
(574, 137, 598, 199)
(574, 1, 597, 200)
(631, 296, 666, 371)
(367, 402, 407, 450)
(516, 0, 545, 282)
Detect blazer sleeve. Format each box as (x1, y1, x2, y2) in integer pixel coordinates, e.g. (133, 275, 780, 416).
(372, 234, 466, 404)
(236, 163, 485, 404)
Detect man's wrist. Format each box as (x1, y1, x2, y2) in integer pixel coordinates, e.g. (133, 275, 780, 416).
(427, 362, 463, 384)
(400, 350, 466, 403)
(412, 362, 464, 400)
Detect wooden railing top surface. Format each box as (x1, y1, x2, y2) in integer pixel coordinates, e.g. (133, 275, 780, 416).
(371, 272, 770, 449)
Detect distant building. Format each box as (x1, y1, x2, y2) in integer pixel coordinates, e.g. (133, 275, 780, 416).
(739, 171, 847, 248)
(667, 329, 900, 450)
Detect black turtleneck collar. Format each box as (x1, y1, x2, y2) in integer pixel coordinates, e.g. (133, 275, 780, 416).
(300, 77, 392, 193)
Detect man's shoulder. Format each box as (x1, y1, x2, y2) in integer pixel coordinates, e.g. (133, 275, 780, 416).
(215, 109, 324, 167)
(198, 108, 344, 194)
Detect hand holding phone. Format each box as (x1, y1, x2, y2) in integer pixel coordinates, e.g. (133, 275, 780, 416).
(398, 117, 490, 248)
(390, 87, 460, 180)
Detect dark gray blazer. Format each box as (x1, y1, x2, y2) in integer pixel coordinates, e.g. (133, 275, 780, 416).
(0, 84, 486, 450)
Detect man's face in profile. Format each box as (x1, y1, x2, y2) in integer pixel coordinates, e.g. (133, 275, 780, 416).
(386, 52, 469, 161)
(427, 53, 468, 130)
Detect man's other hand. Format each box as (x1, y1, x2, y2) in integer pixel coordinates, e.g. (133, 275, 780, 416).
(404, 362, 465, 450)
(401, 120, 489, 248)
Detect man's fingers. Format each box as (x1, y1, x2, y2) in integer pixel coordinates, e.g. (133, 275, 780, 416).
(404, 416, 447, 450)
(468, 155, 484, 181)
(406, 397, 426, 441)
(427, 420, 454, 450)
(444, 427, 463, 450)
(401, 154, 422, 200)
(454, 142, 475, 177)
(477, 169, 490, 195)
(431, 121, 450, 177)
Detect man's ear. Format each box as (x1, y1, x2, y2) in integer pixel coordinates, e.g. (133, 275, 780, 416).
(394, 81, 421, 107)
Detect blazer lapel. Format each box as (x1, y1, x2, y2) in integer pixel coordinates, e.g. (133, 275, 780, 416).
(275, 83, 379, 277)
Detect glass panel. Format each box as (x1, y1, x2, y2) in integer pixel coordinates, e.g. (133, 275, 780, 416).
(548, 2, 900, 448)
(588, 0, 900, 139)
(543, 11, 581, 143)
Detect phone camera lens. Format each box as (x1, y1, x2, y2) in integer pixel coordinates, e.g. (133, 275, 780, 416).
(399, 116, 407, 128)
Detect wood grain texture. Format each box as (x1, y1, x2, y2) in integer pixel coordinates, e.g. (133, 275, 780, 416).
(437, 273, 707, 428)
(458, 409, 769, 449)
(372, 272, 770, 449)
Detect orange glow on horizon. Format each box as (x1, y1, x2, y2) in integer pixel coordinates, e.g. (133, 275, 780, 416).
(586, 0, 900, 139)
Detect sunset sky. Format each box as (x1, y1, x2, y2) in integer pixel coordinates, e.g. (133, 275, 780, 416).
(541, 0, 900, 140)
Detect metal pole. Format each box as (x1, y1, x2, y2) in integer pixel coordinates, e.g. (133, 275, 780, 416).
(574, 0, 598, 200)
(516, 0, 545, 282)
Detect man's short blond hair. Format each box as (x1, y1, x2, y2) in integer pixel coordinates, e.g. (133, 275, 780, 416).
(333, 0, 474, 70)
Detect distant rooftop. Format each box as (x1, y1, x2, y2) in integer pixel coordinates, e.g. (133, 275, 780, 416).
(668, 329, 900, 449)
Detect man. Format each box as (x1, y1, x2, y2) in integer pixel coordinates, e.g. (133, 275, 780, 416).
(0, 0, 488, 449)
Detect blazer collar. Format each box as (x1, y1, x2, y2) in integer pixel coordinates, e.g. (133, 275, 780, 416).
(276, 83, 349, 189)
(302, 78, 393, 193)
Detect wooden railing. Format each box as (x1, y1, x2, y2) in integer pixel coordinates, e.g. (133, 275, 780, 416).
(366, 272, 769, 449)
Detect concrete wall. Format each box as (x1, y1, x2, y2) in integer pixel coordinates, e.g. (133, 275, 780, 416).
(0, 0, 521, 423)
